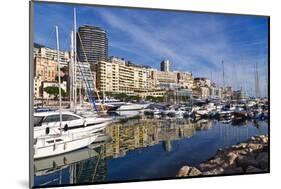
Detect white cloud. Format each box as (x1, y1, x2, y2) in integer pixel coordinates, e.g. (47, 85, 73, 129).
(91, 8, 268, 97)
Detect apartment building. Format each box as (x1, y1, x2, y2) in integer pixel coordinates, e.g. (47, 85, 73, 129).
(94, 59, 151, 94)
(177, 72, 193, 89)
(156, 71, 178, 85)
(34, 45, 70, 67)
(34, 56, 58, 82)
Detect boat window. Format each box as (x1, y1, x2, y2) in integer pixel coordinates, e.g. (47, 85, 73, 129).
(46, 140, 54, 144)
(62, 114, 80, 121)
(46, 139, 63, 144)
(43, 115, 61, 123)
(34, 116, 44, 127)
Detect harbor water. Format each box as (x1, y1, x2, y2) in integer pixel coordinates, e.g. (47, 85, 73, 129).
(34, 114, 268, 187)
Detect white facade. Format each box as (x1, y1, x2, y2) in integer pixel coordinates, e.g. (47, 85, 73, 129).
(37, 47, 70, 67)
(34, 76, 42, 99)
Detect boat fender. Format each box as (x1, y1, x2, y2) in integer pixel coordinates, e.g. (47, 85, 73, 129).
(53, 143, 56, 151)
(83, 121, 87, 127)
(52, 161, 57, 169)
(64, 142, 67, 150)
(64, 125, 68, 131)
(45, 127, 50, 135)
(63, 157, 68, 164)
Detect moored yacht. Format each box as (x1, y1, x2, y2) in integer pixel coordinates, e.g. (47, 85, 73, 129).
(34, 111, 113, 138)
(108, 102, 150, 112)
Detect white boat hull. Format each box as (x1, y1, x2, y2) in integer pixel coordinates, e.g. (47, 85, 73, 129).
(116, 103, 150, 111)
(34, 133, 97, 159)
(34, 119, 112, 139)
(34, 147, 99, 176)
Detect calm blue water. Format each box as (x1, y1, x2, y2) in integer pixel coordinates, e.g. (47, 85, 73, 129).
(34, 117, 268, 187)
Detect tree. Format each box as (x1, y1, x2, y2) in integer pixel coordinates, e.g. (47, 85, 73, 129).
(146, 96, 164, 103)
(127, 95, 141, 102)
(60, 66, 68, 75)
(155, 96, 164, 103)
(146, 95, 155, 102)
(105, 91, 113, 97)
(114, 93, 128, 101)
(43, 86, 66, 99)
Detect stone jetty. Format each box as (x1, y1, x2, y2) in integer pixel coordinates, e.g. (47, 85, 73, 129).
(177, 135, 269, 177)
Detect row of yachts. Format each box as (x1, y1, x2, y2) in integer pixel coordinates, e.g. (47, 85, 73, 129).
(144, 100, 269, 122)
(33, 99, 268, 159)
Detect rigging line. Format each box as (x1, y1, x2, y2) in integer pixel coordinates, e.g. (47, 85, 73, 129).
(75, 33, 98, 112)
(76, 55, 97, 111)
(40, 27, 55, 49)
(76, 32, 104, 111)
(91, 146, 104, 182)
(57, 26, 73, 51)
(76, 33, 97, 93)
(76, 53, 91, 104)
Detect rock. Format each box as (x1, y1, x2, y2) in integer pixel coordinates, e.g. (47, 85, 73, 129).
(256, 152, 269, 169)
(209, 157, 223, 165)
(261, 137, 268, 144)
(177, 135, 268, 177)
(250, 136, 256, 141)
(261, 145, 269, 152)
(199, 162, 220, 171)
(246, 148, 253, 153)
(227, 152, 238, 165)
(232, 149, 248, 155)
(236, 156, 259, 169)
(177, 166, 191, 177)
(237, 143, 248, 149)
(234, 167, 244, 173)
(177, 166, 202, 177)
(224, 167, 244, 174)
(202, 168, 224, 175)
(246, 166, 263, 173)
(247, 143, 263, 150)
(188, 167, 202, 176)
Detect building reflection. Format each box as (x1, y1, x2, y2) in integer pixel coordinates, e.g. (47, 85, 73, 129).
(69, 147, 108, 184)
(34, 118, 213, 186)
(68, 118, 212, 184)
(103, 117, 213, 158)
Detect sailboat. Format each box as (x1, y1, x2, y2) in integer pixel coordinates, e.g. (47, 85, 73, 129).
(33, 26, 99, 159)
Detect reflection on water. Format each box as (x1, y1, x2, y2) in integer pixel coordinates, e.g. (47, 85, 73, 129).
(34, 116, 268, 187)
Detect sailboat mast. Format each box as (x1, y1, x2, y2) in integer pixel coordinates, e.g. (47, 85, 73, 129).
(70, 30, 74, 110)
(74, 8, 77, 110)
(222, 60, 225, 88)
(55, 26, 62, 134)
(255, 62, 260, 98)
(79, 80, 82, 106)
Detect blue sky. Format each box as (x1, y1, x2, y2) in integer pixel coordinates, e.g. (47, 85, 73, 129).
(33, 2, 269, 97)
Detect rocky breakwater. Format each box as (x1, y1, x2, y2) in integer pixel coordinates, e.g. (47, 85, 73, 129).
(177, 135, 269, 177)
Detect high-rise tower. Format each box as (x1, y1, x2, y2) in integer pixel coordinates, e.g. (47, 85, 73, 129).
(160, 59, 171, 72)
(77, 25, 108, 64)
